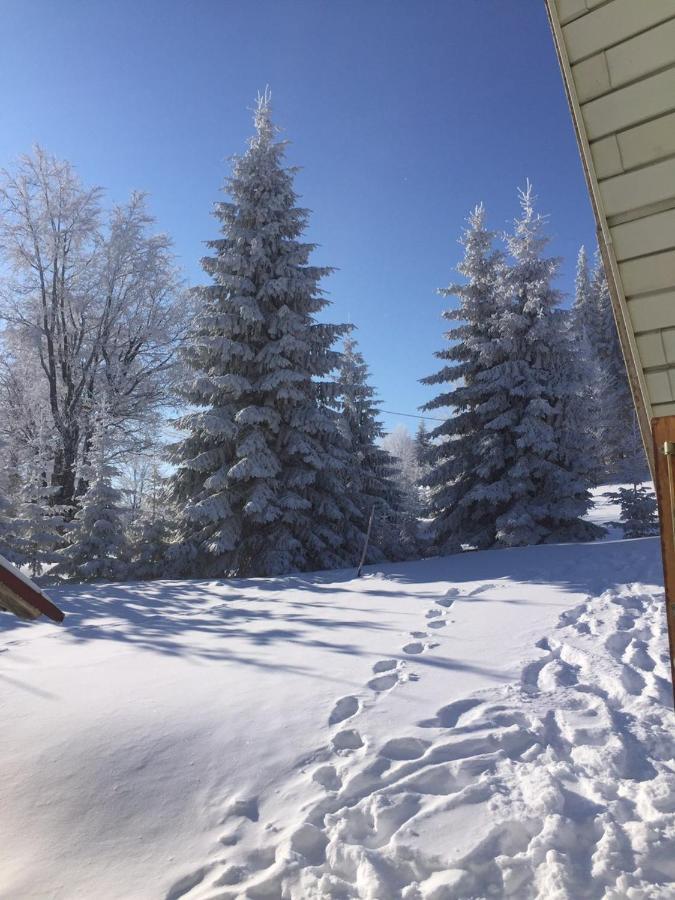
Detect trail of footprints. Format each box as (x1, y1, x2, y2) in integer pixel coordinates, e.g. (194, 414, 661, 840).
(164, 581, 675, 899)
(165, 583, 471, 899)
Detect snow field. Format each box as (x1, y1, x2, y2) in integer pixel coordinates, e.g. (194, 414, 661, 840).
(0, 536, 672, 899)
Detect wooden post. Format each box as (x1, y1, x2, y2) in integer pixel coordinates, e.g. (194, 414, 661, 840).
(650, 417, 675, 708)
(356, 506, 375, 578)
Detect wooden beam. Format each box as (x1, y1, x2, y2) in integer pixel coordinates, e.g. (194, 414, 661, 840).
(650, 415, 675, 707)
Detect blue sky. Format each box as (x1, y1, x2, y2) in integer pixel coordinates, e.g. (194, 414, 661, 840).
(0, 0, 596, 433)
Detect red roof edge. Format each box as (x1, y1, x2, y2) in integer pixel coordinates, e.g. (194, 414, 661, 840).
(0, 562, 65, 623)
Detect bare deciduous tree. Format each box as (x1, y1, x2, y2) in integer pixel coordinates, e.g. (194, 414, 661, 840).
(0, 147, 188, 508)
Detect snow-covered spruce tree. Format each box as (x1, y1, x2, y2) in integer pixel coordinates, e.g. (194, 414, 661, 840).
(493, 184, 601, 546)
(607, 484, 659, 538)
(57, 407, 127, 581)
(170, 92, 359, 577)
(0, 489, 19, 564)
(414, 419, 433, 518)
(128, 464, 172, 579)
(5, 427, 65, 577)
(420, 204, 512, 552)
(414, 420, 432, 469)
(570, 247, 646, 483)
(569, 245, 603, 484)
(334, 336, 408, 561)
(587, 253, 648, 482)
(0, 437, 20, 564)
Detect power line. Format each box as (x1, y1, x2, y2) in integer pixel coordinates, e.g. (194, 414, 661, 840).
(380, 409, 445, 422)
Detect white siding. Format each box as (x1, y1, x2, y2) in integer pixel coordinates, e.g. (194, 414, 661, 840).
(548, 0, 675, 417)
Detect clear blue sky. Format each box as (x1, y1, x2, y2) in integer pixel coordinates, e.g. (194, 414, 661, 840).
(0, 0, 596, 433)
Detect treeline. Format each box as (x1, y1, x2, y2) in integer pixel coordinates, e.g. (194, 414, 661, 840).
(0, 95, 651, 582)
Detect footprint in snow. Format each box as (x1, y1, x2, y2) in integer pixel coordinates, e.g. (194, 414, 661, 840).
(229, 797, 259, 822)
(332, 728, 364, 751)
(379, 736, 430, 760)
(417, 696, 482, 729)
(368, 672, 399, 692)
(372, 659, 398, 673)
(402, 641, 424, 655)
(426, 608, 445, 619)
(428, 618, 447, 630)
(328, 695, 359, 725)
(219, 832, 240, 846)
(313, 764, 342, 791)
(468, 582, 496, 596)
(165, 866, 209, 900)
(410, 631, 427, 638)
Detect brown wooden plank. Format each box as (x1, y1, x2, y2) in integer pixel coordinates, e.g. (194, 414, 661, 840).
(650, 415, 675, 707)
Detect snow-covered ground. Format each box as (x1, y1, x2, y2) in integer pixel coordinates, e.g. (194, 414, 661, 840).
(1, 503, 673, 899)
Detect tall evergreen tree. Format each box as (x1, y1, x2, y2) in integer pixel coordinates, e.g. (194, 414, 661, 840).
(0, 437, 20, 564)
(421, 204, 510, 552)
(586, 253, 647, 482)
(570, 246, 603, 482)
(607, 484, 658, 538)
(170, 92, 357, 577)
(414, 420, 432, 468)
(414, 419, 433, 517)
(335, 336, 407, 560)
(0, 490, 19, 565)
(128, 465, 172, 580)
(493, 184, 601, 546)
(57, 407, 127, 581)
(5, 426, 65, 576)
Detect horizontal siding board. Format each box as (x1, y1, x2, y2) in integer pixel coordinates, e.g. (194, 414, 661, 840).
(573, 54, 611, 102)
(572, 17, 675, 102)
(563, 0, 675, 64)
(599, 156, 675, 217)
(628, 290, 675, 332)
(651, 400, 675, 416)
(620, 249, 675, 295)
(555, 0, 588, 24)
(612, 208, 675, 261)
(652, 400, 675, 415)
(662, 329, 675, 364)
(637, 332, 667, 368)
(581, 67, 675, 140)
(617, 111, 675, 170)
(606, 17, 675, 87)
(646, 370, 674, 404)
(590, 135, 623, 179)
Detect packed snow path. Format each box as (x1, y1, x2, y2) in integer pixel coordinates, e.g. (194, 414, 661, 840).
(0, 539, 673, 899)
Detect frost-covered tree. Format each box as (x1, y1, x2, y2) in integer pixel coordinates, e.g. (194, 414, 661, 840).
(0, 148, 187, 508)
(335, 336, 406, 560)
(493, 184, 601, 546)
(421, 204, 511, 552)
(128, 465, 171, 579)
(607, 484, 659, 539)
(569, 246, 603, 482)
(0, 435, 20, 564)
(4, 425, 65, 576)
(572, 248, 647, 483)
(381, 426, 420, 509)
(0, 489, 19, 565)
(414, 420, 432, 469)
(57, 406, 127, 581)
(170, 92, 357, 577)
(414, 420, 433, 518)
